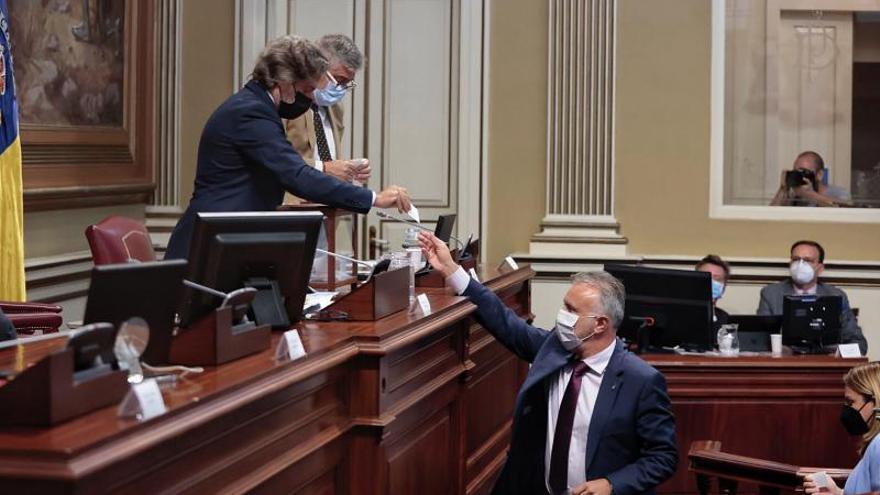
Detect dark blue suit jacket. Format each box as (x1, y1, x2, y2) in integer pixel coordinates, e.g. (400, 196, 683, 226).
(166, 80, 374, 259)
(462, 280, 678, 495)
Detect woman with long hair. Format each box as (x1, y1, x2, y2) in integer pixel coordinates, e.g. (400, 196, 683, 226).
(805, 361, 880, 494)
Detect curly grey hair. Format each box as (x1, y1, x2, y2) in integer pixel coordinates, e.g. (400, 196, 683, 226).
(251, 35, 328, 88)
(569, 271, 625, 329)
(318, 34, 364, 71)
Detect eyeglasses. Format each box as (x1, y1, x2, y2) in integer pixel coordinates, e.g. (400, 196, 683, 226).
(327, 72, 357, 91)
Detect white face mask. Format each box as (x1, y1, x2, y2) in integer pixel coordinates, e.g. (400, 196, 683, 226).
(555, 308, 596, 351)
(790, 260, 816, 286)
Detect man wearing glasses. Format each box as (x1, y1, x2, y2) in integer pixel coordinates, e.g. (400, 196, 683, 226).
(757, 240, 867, 354)
(283, 34, 370, 189)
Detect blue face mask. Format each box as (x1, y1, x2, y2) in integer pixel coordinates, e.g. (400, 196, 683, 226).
(711, 279, 725, 301)
(313, 83, 347, 107)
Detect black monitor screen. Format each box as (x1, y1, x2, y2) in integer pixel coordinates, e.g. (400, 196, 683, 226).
(180, 211, 323, 328)
(434, 214, 457, 244)
(604, 264, 714, 350)
(782, 295, 842, 350)
(84, 259, 187, 365)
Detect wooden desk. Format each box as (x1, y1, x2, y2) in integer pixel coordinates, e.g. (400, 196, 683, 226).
(0, 267, 533, 495)
(649, 353, 866, 494)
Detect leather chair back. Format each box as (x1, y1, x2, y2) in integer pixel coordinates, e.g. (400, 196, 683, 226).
(86, 216, 156, 265)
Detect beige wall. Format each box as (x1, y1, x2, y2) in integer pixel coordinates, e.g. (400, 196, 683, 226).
(179, 0, 235, 207)
(485, 0, 548, 265)
(486, 0, 880, 263)
(615, 0, 880, 261)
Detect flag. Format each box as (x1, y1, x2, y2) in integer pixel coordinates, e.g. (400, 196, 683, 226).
(0, 0, 25, 302)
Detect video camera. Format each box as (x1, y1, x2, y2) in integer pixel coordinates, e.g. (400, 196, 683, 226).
(785, 168, 819, 191)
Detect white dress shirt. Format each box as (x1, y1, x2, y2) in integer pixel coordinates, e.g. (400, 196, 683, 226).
(544, 339, 616, 492)
(794, 284, 818, 295)
(313, 105, 337, 172)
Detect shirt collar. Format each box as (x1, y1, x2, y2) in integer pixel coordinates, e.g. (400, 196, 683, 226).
(580, 339, 616, 376)
(793, 284, 818, 296)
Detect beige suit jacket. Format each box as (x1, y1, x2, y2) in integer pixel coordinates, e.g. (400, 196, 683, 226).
(285, 105, 345, 166)
(283, 105, 345, 205)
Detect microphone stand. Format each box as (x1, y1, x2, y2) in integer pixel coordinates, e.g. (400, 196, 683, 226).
(315, 248, 375, 269)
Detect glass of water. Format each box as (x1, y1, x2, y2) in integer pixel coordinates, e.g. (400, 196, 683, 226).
(717, 324, 740, 356)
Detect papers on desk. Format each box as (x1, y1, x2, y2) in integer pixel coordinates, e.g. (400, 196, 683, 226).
(303, 292, 338, 313)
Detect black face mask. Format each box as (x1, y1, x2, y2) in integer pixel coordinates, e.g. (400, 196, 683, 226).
(840, 399, 873, 436)
(278, 91, 312, 119)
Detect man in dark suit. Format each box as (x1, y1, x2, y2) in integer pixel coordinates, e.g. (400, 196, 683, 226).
(695, 254, 731, 329)
(757, 240, 867, 354)
(418, 232, 677, 495)
(166, 35, 410, 259)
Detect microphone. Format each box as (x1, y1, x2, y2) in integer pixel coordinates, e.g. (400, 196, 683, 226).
(315, 248, 374, 269)
(184, 279, 228, 299)
(376, 211, 468, 252)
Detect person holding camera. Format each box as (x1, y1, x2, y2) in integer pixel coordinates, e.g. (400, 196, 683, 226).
(770, 151, 850, 207)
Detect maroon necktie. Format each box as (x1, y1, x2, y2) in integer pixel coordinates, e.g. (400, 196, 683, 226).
(548, 361, 591, 494)
(312, 104, 333, 162)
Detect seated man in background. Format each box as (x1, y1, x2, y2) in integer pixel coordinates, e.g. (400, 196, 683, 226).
(695, 254, 730, 328)
(770, 151, 850, 207)
(284, 34, 370, 189)
(757, 240, 867, 355)
(419, 232, 677, 495)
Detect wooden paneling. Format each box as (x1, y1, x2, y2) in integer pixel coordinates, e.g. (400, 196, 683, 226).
(651, 354, 864, 494)
(0, 265, 534, 495)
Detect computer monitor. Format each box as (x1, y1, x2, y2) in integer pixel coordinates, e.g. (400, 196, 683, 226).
(84, 259, 187, 365)
(434, 214, 457, 244)
(604, 264, 714, 351)
(782, 295, 842, 352)
(180, 211, 323, 329)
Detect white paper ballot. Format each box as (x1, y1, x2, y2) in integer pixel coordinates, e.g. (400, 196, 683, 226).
(810, 471, 829, 489)
(407, 204, 421, 224)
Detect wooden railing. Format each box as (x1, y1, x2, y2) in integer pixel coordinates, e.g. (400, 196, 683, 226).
(688, 440, 857, 495)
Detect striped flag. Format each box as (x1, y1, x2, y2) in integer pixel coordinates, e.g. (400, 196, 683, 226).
(0, 0, 25, 301)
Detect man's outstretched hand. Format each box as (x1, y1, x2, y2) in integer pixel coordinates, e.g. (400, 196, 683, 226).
(418, 231, 458, 278)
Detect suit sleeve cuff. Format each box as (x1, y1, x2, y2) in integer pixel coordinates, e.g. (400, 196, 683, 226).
(370, 190, 376, 207)
(446, 266, 469, 295)
(314, 159, 324, 172)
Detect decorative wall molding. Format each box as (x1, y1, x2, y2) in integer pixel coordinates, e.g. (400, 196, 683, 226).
(519, 251, 880, 360)
(531, 0, 626, 254)
(514, 252, 880, 286)
(25, 251, 94, 304)
(234, 0, 485, 256)
(153, 0, 182, 207)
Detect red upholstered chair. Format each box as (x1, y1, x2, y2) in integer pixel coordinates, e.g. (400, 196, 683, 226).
(85, 215, 157, 265)
(0, 301, 63, 336)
